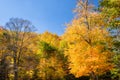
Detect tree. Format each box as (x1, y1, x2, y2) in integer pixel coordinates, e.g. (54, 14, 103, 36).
(0, 27, 10, 80)
(99, 0, 120, 79)
(3, 18, 36, 80)
(62, 0, 113, 80)
(36, 32, 67, 80)
(39, 31, 60, 48)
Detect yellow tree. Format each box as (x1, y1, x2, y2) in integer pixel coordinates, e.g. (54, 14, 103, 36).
(62, 0, 113, 80)
(3, 18, 36, 80)
(0, 27, 10, 80)
(39, 31, 60, 48)
(36, 31, 66, 80)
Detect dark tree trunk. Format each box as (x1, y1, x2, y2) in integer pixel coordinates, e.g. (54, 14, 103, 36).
(0, 57, 8, 80)
(0, 59, 6, 80)
(14, 56, 18, 80)
(90, 72, 98, 80)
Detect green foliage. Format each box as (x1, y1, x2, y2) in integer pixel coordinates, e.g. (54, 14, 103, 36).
(100, 0, 120, 80)
(39, 41, 56, 53)
(99, 0, 120, 28)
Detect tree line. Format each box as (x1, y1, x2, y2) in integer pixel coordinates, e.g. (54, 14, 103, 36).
(0, 0, 120, 80)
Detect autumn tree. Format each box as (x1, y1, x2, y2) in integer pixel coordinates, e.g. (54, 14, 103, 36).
(99, 0, 120, 79)
(36, 31, 67, 80)
(3, 18, 36, 80)
(62, 0, 113, 80)
(0, 27, 10, 80)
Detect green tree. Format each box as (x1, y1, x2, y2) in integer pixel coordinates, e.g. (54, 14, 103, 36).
(99, 0, 120, 79)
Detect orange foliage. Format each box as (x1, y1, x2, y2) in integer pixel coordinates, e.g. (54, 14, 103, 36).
(62, 0, 113, 78)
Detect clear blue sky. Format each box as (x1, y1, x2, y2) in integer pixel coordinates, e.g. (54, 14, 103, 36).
(0, 0, 98, 35)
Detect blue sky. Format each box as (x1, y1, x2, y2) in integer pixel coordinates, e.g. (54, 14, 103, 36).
(0, 0, 98, 35)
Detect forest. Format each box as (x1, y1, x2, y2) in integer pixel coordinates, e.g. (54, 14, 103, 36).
(0, 0, 120, 80)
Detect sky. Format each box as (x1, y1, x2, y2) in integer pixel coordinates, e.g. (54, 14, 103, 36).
(0, 0, 98, 35)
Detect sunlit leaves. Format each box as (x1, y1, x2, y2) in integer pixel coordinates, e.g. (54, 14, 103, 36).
(62, 0, 113, 78)
(36, 32, 66, 80)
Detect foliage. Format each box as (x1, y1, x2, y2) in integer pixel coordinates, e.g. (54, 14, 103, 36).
(0, 0, 119, 80)
(99, 0, 120, 79)
(34, 32, 67, 80)
(62, 0, 113, 80)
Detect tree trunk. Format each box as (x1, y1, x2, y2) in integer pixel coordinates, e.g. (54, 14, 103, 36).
(90, 72, 98, 80)
(0, 59, 6, 80)
(0, 56, 9, 80)
(14, 56, 18, 80)
(14, 70, 18, 80)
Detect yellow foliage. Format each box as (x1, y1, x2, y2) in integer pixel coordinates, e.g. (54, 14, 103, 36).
(39, 31, 60, 48)
(62, 0, 113, 77)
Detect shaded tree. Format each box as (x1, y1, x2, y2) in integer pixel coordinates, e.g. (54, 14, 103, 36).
(3, 18, 36, 80)
(99, 0, 120, 79)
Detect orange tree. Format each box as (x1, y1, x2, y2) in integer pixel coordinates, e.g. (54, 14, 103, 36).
(62, 0, 113, 80)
